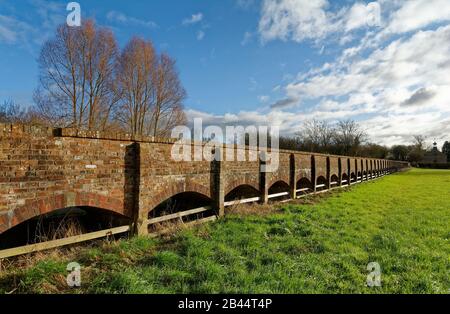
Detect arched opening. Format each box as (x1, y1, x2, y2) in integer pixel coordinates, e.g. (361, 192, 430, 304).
(225, 184, 260, 203)
(341, 173, 349, 185)
(363, 171, 367, 180)
(148, 192, 214, 233)
(350, 172, 357, 183)
(357, 171, 362, 182)
(268, 181, 290, 201)
(150, 192, 212, 218)
(0, 206, 131, 250)
(316, 176, 328, 191)
(330, 174, 339, 187)
(297, 178, 313, 196)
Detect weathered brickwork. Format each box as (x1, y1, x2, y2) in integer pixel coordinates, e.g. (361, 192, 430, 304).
(0, 123, 410, 235)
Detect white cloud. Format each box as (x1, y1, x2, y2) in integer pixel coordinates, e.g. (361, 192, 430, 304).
(257, 0, 450, 45)
(270, 97, 299, 109)
(287, 25, 450, 101)
(0, 15, 19, 43)
(258, 95, 270, 103)
(345, 2, 382, 31)
(106, 11, 158, 28)
(236, 0, 256, 10)
(182, 1, 450, 147)
(259, 0, 335, 43)
(386, 0, 450, 34)
(185, 108, 302, 136)
(182, 13, 204, 26)
(270, 23, 450, 145)
(198, 3, 450, 146)
(241, 31, 252, 46)
(197, 30, 205, 40)
(0, 0, 64, 47)
(258, 0, 385, 44)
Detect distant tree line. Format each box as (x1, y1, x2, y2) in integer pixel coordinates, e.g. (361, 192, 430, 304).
(276, 120, 447, 161)
(1, 19, 186, 137)
(275, 119, 387, 158)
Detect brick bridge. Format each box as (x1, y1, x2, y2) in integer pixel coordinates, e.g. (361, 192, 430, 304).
(0, 124, 409, 238)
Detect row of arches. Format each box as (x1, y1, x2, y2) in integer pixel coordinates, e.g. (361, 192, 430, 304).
(0, 155, 394, 248)
(151, 158, 389, 222)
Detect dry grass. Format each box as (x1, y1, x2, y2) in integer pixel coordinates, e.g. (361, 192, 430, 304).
(34, 215, 85, 243)
(225, 201, 280, 216)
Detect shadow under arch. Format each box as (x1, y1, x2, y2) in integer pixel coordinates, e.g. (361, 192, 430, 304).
(297, 177, 313, 195)
(147, 181, 211, 215)
(0, 206, 131, 250)
(350, 172, 357, 183)
(268, 180, 290, 201)
(225, 184, 260, 202)
(149, 191, 213, 219)
(316, 176, 328, 191)
(330, 174, 339, 186)
(1, 192, 128, 235)
(341, 173, 349, 184)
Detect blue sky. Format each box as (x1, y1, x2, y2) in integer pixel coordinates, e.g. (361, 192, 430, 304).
(0, 0, 322, 114)
(1, 0, 450, 146)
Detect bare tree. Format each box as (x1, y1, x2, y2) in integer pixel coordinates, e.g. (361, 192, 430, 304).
(115, 38, 186, 137)
(115, 37, 157, 137)
(0, 99, 47, 125)
(333, 119, 367, 156)
(412, 135, 426, 151)
(34, 19, 118, 130)
(148, 53, 186, 137)
(0, 100, 27, 123)
(296, 119, 334, 153)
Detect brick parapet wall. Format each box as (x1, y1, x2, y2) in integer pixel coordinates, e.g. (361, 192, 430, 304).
(0, 123, 410, 235)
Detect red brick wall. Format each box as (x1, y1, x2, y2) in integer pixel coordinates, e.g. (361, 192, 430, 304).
(0, 123, 410, 235)
(0, 124, 135, 234)
(329, 156, 340, 178)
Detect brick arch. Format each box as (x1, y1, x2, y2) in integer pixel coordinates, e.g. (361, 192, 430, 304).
(268, 179, 290, 190)
(330, 171, 339, 180)
(225, 178, 260, 196)
(316, 175, 328, 185)
(2, 192, 127, 234)
(297, 177, 313, 191)
(330, 174, 339, 183)
(267, 174, 290, 189)
(148, 181, 212, 213)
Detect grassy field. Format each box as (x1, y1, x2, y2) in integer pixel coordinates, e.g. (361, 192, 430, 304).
(0, 168, 449, 294)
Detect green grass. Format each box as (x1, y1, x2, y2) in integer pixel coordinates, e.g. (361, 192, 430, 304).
(0, 168, 449, 293)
